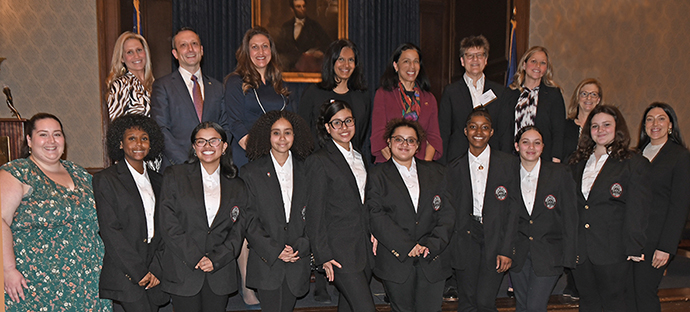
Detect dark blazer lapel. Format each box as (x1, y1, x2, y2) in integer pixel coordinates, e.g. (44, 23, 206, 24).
(172, 71, 195, 107)
(514, 163, 531, 219)
(187, 162, 208, 228)
(115, 161, 147, 237)
(210, 174, 233, 230)
(530, 163, 552, 218)
(650, 141, 671, 163)
(201, 73, 219, 119)
(574, 160, 587, 202)
(483, 151, 503, 209)
(326, 140, 363, 204)
(289, 158, 306, 224)
(460, 156, 474, 215)
(260, 155, 288, 225)
(587, 157, 613, 200)
(384, 160, 416, 215)
(416, 161, 435, 218)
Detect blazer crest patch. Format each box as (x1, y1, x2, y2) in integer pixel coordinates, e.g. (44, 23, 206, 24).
(433, 195, 442, 211)
(301, 206, 307, 221)
(495, 186, 508, 201)
(610, 183, 623, 198)
(544, 194, 557, 209)
(231, 206, 240, 223)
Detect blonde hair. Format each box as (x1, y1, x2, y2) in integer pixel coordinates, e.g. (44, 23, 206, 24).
(106, 31, 154, 92)
(508, 46, 559, 91)
(567, 78, 603, 119)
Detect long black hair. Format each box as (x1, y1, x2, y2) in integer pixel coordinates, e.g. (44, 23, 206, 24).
(189, 122, 238, 178)
(107, 114, 164, 162)
(20, 113, 65, 158)
(636, 102, 686, 150)
(316, 99, 353, 147)
(379, 43, 431, 91)
(245, 110, 314, 161)
(318, 39, 367, 91)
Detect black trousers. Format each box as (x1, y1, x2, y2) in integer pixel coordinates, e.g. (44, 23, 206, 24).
(455, 219, 506, 312)
(333, 266, 375, 312)
(383, 261, 445, 312)
(115, 293, 160, 312)
(572, 258, 630, 312)
(258, 277, 298, 312)
(169, 278, 229, 312)
(626, 252, 668, 312)
(509, 253, 559, 312)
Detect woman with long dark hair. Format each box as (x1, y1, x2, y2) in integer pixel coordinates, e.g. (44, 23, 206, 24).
(241, 110, 314, 311)
(568, 105, 651, 311)
(627, 102, 690, 312)
(299, 39, 371, 159)
(94, 114, 168, 312)
(158, 122, 246, 312)
(306, 100, 376, 311)
(371, 43, 442, 163)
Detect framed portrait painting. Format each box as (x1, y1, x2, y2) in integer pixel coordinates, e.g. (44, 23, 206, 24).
(252, 0, 348, 83)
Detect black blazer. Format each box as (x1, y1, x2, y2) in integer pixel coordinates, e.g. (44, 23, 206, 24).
(305, 140, 374, 273)
(438, 78, 506, 164)
(93, 161, 167, 304)
(495, 82, 566, 161)
(562, 119, 580, 162)
(241, 155, 311, 297)
(640, 141, 690, 257)
(298, 85, 372, 160)
(150, 70, 228, 171)
(510, 161, 578, 277)
(368, 159, 454, 284)
(570, 154, 651, 266)
(446, 148, 519, 269)
(158, 162, 246, 296)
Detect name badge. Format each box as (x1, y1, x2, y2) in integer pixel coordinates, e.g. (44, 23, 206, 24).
(480, 89, 497, 105)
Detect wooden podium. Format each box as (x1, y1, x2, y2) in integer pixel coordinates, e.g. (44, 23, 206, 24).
(0, 118, 26, 165)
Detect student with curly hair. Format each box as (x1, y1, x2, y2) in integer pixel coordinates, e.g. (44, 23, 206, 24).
(241, 110, 314, 311)
(93, 114, 168, 312)
(568, 104, 651, 311)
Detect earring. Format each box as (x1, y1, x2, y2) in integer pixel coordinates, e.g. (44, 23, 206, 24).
(28, 147, 32, 154)
(120, 65, 127, 75)
(669, 128, 673, 134)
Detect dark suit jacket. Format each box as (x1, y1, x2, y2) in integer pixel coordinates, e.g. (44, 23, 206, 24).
(158, 162, 246, 296)
(305, 140, 374, 273)
(570, 154, 651, 266)
(511, 161, 577, 277)
(562, 119, 580, 162)
(495, 82, 566, 161)
(93, 161, 168, 303)
(277, 16, 331, 70)
(446, 148, 519, 270)
(298, 85, 372, 161)
(640, 142, 690, 257)
(151, 70, 228, 171)
(241, 155, 311, 297)
(438, 78, 506, 164)
(368, 159, 454, 284)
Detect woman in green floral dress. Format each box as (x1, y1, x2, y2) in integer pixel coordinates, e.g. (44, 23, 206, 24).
(1, 113, 111, 312)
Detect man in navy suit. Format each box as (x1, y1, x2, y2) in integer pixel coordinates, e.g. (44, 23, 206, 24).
(151, 28, 229, 172)
(439, 35, 506, 165)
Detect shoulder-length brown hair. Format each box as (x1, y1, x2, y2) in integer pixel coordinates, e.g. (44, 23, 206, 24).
(106, 31, 154, 92)
(509, 46, 559, 91)
(567, 78, 603, 119)
(569, 104, 633, 164)
(229, 26, 289, 96)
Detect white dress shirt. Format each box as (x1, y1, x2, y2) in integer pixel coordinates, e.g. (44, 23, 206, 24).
(333, 140, 367, 203)
(178, 67, 205, 101)
(463, 73, 486, 108)
(270, 151, 294, 222)
(469, 147, 491, 217)
(125, 160, 156, 243)
(294, 17, 305, 39)
(201, 165, 221, 227)
(393, 158, 420, 212)
(581, 153, 609, 200)
(520, 159, 541, 216)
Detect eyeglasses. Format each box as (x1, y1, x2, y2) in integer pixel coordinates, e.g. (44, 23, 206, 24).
(194, 138, 222, 147)
(391, 136, 419, 146)
(328, 117, 355, 129)
(464, 52, 487, 60)
(579, 91, 600, 99)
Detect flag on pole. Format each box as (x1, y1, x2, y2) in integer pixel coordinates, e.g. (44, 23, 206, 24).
(133, 0, 142, 35)
(506, 18, 517, 86)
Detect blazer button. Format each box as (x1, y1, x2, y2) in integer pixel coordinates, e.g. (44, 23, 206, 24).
(584, 224, 590, 229)
(467, 230, 471, 234)
(284, 226, 288, 231)
(584, 205, 589, 210)
(529, 220, 533, 224)
(207, 231, 211, 234)
(529, 236, 533, 241)
(143, 238, 147, 243)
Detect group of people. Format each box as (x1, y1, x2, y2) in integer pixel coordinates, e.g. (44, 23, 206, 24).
(1, 24, 688, 312)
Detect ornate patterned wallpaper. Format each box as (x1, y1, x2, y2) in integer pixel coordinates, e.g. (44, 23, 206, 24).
(530, 0, 690, 145)
(0, 0, 102, 167)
